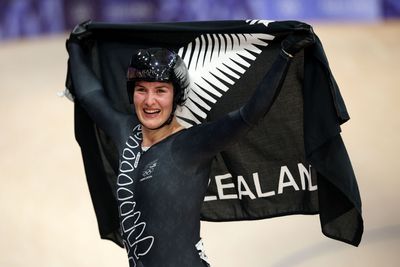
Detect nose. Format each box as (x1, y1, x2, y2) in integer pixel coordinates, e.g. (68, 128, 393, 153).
(144, 91, 156, 106)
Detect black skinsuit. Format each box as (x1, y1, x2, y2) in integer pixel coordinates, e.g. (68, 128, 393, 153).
(68, 42, 291, 267)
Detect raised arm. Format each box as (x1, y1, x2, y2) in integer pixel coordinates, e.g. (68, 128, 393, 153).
(241, 24, 316, 126)
(174, 23, 316, 164)
(67, 36, 131, 147)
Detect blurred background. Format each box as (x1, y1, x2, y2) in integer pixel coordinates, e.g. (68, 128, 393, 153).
(1, 0, 400, 40)
(0, 0, 399, 266)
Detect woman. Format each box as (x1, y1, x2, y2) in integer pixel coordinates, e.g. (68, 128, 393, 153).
(67, 24, 315, 267)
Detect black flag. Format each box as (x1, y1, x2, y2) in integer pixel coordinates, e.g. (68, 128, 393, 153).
(66, 20, 363, 247)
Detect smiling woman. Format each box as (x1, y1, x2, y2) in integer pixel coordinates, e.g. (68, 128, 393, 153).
(133, 81, 175, 130)
(66, 23, 315, 267)
(127, 47, 190, 148)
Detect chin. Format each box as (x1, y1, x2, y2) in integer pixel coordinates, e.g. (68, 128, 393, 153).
(139, 118, 164, 130)
(138, 111, 171, 128)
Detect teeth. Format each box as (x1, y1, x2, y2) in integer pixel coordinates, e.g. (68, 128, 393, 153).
(144, 109, 160, 114)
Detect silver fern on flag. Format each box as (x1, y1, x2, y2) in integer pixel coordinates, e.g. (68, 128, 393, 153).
(175, 31, 275, 128)
(245, 19, 274, 27)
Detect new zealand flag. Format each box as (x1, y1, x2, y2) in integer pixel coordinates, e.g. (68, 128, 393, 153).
(66, 20, 363, 247)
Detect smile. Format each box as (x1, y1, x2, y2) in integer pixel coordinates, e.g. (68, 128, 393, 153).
(144, 109, 161, 114)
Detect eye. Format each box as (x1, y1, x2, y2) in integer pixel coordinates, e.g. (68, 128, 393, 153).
(134, 86, 146, 92)
(156, 88, 167, 94)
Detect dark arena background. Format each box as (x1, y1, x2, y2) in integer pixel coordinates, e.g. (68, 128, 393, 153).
(0, 0, 399, 266)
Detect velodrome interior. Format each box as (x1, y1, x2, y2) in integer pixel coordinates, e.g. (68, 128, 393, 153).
(0, 21, 399, 266)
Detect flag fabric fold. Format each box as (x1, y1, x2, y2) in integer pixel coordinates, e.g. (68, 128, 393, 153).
(66, 20, 363, 247)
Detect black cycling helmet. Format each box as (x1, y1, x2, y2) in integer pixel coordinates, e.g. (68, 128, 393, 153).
(126, 48, 190, 114)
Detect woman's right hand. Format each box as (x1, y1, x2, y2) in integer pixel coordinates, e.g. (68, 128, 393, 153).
(66, 20, 92, 53)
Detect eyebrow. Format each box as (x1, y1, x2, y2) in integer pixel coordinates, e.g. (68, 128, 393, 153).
(135, 85, 170, 89)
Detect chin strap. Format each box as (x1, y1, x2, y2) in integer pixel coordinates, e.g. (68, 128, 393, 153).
(152, 102, 178, 130)
(153, 112, 174, 130)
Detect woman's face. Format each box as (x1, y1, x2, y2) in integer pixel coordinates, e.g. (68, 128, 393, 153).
(133, 80, 174, 130)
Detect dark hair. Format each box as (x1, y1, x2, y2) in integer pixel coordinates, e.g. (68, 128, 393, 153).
(126, 47, 189, 111)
